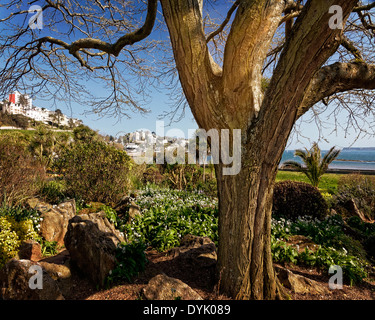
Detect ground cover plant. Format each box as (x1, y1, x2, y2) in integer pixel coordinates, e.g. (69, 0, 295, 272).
(111, 184, 373, 288)
(271, 215, 369, 285)
(119, 187, 218, 251)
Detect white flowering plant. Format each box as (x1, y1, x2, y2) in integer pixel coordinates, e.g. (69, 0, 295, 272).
(271, 214, 368, 284)
(119, 187, 218, 251)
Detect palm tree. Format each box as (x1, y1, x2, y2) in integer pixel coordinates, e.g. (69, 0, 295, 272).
(282, 142, 341, 187)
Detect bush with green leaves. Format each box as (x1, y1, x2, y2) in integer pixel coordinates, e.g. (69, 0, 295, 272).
(272, 180, 328, 221)
(0, 216, 21, 267)
(346, 216, 375, 260)
(106, 241, 147, 286)
(0, 206, 42, 268)
(38, 179, 67, 204)
(333, 174, 375, 221)
(57, 139, 133, 205)
(0, 134, 45, 205)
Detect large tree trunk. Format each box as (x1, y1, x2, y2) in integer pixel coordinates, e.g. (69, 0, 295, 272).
(215, 114, 293, 299)
(216, 163, 277, 299)
(160, 0, 358, 300)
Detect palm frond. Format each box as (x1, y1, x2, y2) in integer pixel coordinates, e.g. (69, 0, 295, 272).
(281, 160, 304, 170)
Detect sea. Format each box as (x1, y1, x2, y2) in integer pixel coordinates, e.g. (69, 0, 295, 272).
(280, 147, 375, 171)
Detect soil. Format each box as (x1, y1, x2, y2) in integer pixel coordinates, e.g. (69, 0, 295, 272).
(45, 249, 375, 301)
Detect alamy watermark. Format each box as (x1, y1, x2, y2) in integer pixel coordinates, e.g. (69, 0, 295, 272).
(28, 264, 43, 290)
(28, 5, 43, 30)
(329, 5, 344, 30)
(328, 265, 343, 290)
(127, 121, 241, 176)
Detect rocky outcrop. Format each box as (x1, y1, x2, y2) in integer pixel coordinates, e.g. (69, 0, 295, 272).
(27, 198, 76, 246)
(114, 197, 141, 223)
(0, 259, 64, 300)
(64, 212, 125, 287)
(169, 234, 217, 268)
(143, 274, 203, 300)
(17, 240, 42, 261)
(275, 265, 330, 295)
(343, 198, 374, 223)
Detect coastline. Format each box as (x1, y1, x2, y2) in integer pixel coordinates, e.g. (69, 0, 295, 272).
(279, 167, 375, 175)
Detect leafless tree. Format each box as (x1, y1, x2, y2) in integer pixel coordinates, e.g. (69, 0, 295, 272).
(1, 0, 375, 299)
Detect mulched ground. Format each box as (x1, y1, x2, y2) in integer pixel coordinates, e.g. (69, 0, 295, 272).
(51, 249, 375, 300)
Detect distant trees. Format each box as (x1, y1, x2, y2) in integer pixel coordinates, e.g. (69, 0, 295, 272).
(282, 142, 341, 187)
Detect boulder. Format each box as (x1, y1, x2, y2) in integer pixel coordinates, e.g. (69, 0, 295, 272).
(26, 198, 52, 214)
(39, 261, 71, 281)
(28, 198, 76, 246)
(143, 274, 203, 300)
(128, 201, 141, 220)
(275, 265, 330, 295)
(0, 259, 64, 300)
(114, 197, 141, 223)
(113, 196, 130, 216)
(17, 240, 42, 261)
(344, 198, 374, 223)
(169, 234, 217, 268)
(64, 212, 125, 287)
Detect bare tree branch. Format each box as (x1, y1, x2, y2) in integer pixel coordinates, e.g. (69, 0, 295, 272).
(206, 0, 240, 43)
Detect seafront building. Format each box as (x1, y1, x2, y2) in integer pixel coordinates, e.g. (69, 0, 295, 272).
(1, 91, 82, 127)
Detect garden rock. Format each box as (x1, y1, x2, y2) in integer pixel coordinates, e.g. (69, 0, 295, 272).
(114, 196, 130, 216)
(64, 212, 125, 287)
(343, 198, 374, 224)
(17, 240, 42, 261)
(0, 259, 64, 300)
(28, 198, 76, 246)
(114, 197, 141, 222)
(275, 265, 330, 295)
(26, 197, 52, 214)
(169, 234, 217, 268)
(128, 201, 141, 220)
(143, 273, 203, 300)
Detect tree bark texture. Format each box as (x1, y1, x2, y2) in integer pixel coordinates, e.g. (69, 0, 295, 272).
(160, 0, 361, 299)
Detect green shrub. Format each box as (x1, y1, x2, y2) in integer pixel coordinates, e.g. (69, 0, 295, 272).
(0, 214, 41, 268)
(271, 239, 298, 264)
(0, 134, 45, 205)
(0, 216, 20, 267)
(101, 205, 118, 227)
(38, 179, 67, 204)
(346, 216, 375, 260)
(57, 139, 133, 205)
(272, 180, 328, 220)
(106, 241, 147, 286)
(333, 174, 375, 221)
(0, 204, 42, 231)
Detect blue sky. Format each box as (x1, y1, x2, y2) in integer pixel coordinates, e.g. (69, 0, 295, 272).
(2, 1, 375, 150)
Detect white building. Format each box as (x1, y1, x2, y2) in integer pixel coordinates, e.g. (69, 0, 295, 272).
(1, 91, 82, 127)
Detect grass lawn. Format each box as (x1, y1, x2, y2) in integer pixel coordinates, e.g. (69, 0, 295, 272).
(276, 170, 341, 194)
